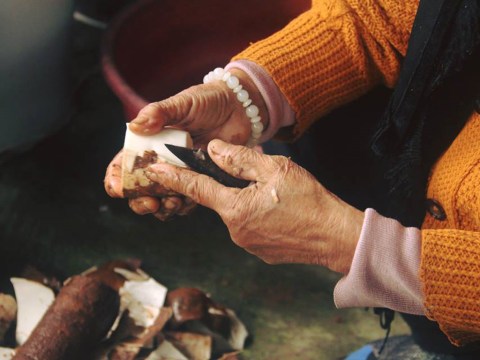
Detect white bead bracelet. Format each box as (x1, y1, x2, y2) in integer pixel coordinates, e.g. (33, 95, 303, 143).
(203, 67, 263, 148)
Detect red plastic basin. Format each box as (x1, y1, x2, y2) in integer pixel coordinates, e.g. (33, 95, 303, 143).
(101, 0, 310, 120)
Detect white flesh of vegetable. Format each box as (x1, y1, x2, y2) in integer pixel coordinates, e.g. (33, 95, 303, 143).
(226, 309, 249, 351)
(146, 340, 188, 360)
(117, 269, 168, 328)
(123, 126, 193, 173)
(10, 278, 55, 345)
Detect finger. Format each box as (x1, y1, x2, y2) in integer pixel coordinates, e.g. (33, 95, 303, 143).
(151, 196, 183, 221)
(104, 151, 124, 198)
(153, 196, 196, 221)
(128, 196, 160, 215)
(145, 163, 238, 211)
(161, 196, 183, 212)
(176, 197, 197, 216)
(129, 93, 192, 135)
(207, 139, 276, 182)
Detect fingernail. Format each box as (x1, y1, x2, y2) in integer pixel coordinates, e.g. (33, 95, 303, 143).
(132, 115, 149, 125)
(129, 123, 150, 135)
(209, 139, 226, 155)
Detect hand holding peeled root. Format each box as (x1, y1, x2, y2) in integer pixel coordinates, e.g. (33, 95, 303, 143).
(144, 139, 365, 274)
(104, 150, 197, 221)
(105, 69, 266, 220)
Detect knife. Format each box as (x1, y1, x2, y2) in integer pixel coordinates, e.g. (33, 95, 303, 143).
(165, 144, 251, 188)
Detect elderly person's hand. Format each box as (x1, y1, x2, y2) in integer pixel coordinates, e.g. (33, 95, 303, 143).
(104, 151, 196, 220)
(143, 139, 364, 274)
(105, 69, 267, 219)
(129, 69, 266, 146)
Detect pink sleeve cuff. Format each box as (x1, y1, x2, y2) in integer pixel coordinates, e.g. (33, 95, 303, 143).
(225, 60, 295, 143)
(334, 208, 425, 315)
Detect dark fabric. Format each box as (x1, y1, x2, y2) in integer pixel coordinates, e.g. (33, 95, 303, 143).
(365, 335, 480, 359)
(401, 314, 480, 356)
(371, 0, 480, 227)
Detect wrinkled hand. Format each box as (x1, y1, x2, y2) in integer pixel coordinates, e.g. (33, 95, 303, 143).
(108, 69, 267, 218)
(144, 140, 364, 274)
(104, 151, 196, 220)
(129, 69, 266, 147)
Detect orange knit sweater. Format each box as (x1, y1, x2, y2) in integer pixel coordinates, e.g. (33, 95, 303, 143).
(233, 0, 480, 346)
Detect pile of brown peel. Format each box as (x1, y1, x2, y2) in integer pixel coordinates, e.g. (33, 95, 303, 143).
(0, 261, 247, 360)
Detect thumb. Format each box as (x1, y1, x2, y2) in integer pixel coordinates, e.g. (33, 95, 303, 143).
(208, 139, 276, 183)
(129, 93, 192, 135)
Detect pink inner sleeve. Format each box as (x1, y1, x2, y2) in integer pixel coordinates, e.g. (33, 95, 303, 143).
(334, 208, 425, 315)
(225, 60, 295, 143)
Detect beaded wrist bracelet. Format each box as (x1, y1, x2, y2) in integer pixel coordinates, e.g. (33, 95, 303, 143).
(203, 67, 264, 148)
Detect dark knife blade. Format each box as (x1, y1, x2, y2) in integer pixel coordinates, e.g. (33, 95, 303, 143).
(165, 144, 250, 188)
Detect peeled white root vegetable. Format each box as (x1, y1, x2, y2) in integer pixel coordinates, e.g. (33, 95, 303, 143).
(121, 126, 193, 197)
(10, 278, 55, 346)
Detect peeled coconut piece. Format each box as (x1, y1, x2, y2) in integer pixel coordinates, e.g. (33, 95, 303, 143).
(10, 278, 55, 345)
(121, 126, 192, 197)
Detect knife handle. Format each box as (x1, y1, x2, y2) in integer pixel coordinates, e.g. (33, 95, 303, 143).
(197, 151, 251, 189)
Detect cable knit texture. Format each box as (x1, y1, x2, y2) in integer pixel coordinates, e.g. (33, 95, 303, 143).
(233, 0, 480, 346)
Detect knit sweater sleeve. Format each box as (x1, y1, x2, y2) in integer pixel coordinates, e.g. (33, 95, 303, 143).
(232, 0, 418, 139)
(420, 229, 480, 346)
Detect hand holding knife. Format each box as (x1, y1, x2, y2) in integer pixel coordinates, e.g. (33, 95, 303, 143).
(165, 144, 251, 189)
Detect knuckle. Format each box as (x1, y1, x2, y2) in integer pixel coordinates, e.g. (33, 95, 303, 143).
(222, 199, 245, 224)
(273, 155, 290, 168)
(230, 231, 250, 249)
(140, 102, 161, 116)
(184, 178, 201, 197)
(232, 144, 249, 157)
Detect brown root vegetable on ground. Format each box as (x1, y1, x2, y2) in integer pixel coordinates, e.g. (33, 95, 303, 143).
(84, 259, 142, 291)
(12, 275, 120, 360)
(166, 288, 230, 336)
